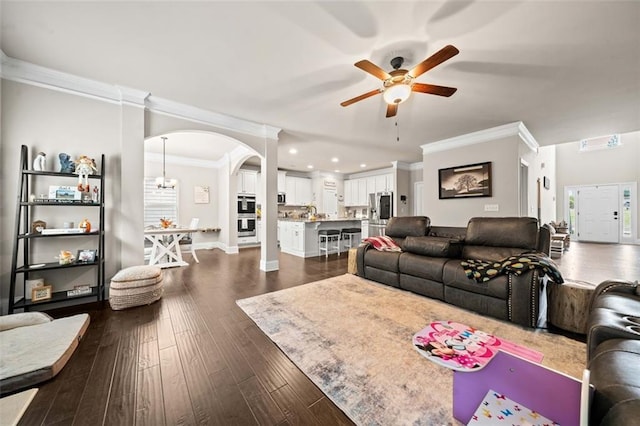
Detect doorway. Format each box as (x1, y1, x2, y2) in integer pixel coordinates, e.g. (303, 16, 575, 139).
(519, 159, 529, 217)
(414, 181, 424, 216)
(565, 182, 637, 244)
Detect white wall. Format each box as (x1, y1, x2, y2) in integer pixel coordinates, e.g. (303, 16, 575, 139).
(555, 130, 640, 240)
(1, 81, 122, 309)
(144, 159, 220, 248)
(423, 135, 521, 226)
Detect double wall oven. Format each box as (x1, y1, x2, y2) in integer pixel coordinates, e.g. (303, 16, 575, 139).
(237, 195, 257, 237)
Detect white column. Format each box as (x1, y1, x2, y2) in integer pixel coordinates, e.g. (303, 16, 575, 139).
(118, 87, 149, 268)
(260, 136, 279, 271)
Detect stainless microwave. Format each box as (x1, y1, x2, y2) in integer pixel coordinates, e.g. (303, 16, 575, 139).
(277, 193, 286, 204)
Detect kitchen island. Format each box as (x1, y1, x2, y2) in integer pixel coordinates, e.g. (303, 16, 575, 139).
(278, 219, 366, 258)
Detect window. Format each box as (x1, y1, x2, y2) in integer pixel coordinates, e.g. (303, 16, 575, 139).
(579, 134, 621, 152)
(144, 177, 178, 227)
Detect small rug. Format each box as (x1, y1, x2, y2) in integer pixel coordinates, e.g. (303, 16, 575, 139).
(0, 388, 38, 426)
(237, 274, 586, 426)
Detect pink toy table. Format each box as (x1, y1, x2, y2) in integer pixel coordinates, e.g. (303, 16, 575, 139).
(413, 321, 543, 371)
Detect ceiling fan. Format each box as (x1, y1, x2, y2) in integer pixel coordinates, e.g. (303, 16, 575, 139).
(340, 44, 459, 118)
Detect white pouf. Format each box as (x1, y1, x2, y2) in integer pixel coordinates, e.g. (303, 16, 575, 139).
(109, 265, 163, 310)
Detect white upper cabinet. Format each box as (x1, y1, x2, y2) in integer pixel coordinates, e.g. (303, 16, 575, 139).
(285, 176, 312, 205)
(238, 169, 257, 194)
(277, 170, 287, 193)
(374, 173, 394, 193)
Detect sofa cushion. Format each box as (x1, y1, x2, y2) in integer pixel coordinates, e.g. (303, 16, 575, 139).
(402, 236, 462, 258)
(462, 217, 539, 261)
(442, 261, 510, 299)
(399, 252, 448, 282)
(384, 216, 430, 239)
(590, 292, 640, 316)
(588, 339, 640, 425)
(363, 249, 401, 272)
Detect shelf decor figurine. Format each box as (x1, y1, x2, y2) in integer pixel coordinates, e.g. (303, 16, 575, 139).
(59, 152, 75, 173)
(74, 156, 98, 192)
(58, 250, 75, 265)
(33, 152, 46, 171)
(79, 218, 91, 233)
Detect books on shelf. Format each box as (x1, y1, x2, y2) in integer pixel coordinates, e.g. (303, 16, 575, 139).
(67, 285, 92, 297)
(41, 228, 86, 235)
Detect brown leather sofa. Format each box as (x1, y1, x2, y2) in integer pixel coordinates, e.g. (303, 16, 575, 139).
(587, 279, 640, 425)
(356, 216, 551, 328)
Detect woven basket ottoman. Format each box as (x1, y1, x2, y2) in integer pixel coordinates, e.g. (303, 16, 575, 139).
(109, 265, 163, 310)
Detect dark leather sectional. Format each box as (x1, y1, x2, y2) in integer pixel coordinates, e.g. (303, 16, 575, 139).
(587, 280, 640, 425)
(356, 216, 551, 328)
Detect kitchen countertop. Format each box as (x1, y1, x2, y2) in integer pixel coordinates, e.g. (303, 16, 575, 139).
(278, 218, 366, 223)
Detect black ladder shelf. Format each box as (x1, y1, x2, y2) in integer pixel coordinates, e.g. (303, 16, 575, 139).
(9, 145, 106, 313)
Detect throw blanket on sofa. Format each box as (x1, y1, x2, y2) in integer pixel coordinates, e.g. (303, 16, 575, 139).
(461, 252, 564, 284)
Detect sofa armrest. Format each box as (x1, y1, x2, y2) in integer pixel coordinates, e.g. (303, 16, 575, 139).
(588, 280, 638, 312)
(356, 243, 372, 276)
(509, 269, 541, 328)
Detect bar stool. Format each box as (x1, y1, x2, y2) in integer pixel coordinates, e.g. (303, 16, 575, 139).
(318, 229, 341, 257)
(341, 227, 361, 251)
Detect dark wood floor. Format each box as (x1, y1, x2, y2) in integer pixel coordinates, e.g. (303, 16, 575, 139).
(16, 242, 640, 425)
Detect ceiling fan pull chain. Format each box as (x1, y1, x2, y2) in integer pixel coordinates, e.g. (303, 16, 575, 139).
(396, 119, 400, 142)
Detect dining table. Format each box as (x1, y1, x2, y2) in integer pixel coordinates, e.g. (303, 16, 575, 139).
(144, 227, 198, 268)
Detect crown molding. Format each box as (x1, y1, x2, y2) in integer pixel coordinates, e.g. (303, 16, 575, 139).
(392, 161, 412, 171)
(145, 152, 227, 169)
(421, 122, 539, 155)
(409, 162, 423, 171)
(117, 85, 150, 107)
(0, 50, 281, 140)
(145, 96, 281, 140)
(1, 51, 123, 104)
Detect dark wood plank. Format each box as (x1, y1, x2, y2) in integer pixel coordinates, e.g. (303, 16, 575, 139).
(210, 367, 258, 425)
(308, 397, 353, 425)
(271, 384, 322, 426)
(175, 331, 225, 425)
(104, 324, 138, 424)
(237, 375, 286, 425)
(159, 345, 196, 425)
(136, 364, 166, 426)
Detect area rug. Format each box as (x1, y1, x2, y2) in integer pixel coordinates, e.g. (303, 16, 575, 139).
(236, 274, 586, 426)
(0, 388, 38, 426)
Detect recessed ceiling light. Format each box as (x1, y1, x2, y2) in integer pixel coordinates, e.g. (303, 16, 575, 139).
(331, 157, 339, 163)
(360, 163, 367, 168)
(334, 169, 340, 173)
(307, 165, 314, 169)
(289, 148, 298, 154)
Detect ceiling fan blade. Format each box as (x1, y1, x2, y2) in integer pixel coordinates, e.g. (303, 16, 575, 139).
(408, 44, 459, 78)
(355, 60, 392, 80)
(412, 82, 458, 97)
(340, 89, 382, 107)
(386, 103, 398, 118)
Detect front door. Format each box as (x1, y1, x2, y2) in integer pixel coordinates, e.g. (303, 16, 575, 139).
(577, 185, 619, 243)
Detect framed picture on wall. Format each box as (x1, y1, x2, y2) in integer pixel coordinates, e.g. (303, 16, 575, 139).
(439, 162, 492, 199)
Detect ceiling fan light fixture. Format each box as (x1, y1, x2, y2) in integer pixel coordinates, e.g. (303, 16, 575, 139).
(383, 83, 412, 105)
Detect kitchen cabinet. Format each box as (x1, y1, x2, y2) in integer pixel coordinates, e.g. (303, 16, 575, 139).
(344, 178, 369, 207)
(256, 172, 262, 205)
(277, 171, 287, 193)
(344, 180, 353, 206)
(357, 179, 368, 206)
(285, 176, 312, 206)
(238, 169, 257, 194)
(375, 173, 394, 193)
(256, 220, 262, 243)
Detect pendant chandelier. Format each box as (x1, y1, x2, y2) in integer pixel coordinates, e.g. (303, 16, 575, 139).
(155, 136, 177, 189)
